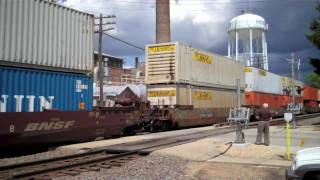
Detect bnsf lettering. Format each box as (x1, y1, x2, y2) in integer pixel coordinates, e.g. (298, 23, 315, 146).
(24, 121, 75, 132)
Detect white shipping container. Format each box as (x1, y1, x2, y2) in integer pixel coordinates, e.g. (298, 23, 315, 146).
(147, 84, 243, 109)
(245, 67, 283, 95)
(282, 76, 304, 88)
(0, 0, 94, 73)
(281, 76, 304, 97)
(145, 42, 245, 89)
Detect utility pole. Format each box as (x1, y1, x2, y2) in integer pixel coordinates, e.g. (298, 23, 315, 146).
(94, 14, 116, 107)
(291, 53, 295, 115)
(286, 53, 299, 128)
(98, 14, 103, 107)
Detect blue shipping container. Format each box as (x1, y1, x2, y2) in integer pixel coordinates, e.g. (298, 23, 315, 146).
(0, 66, 93, 112)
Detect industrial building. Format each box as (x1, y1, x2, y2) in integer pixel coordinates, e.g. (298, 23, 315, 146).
(93, 52, 145, 86)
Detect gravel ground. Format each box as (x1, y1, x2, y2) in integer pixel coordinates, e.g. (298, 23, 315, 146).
(186, 161, 286, 180)
(157, 138, 287, 161)
(0, 148, 80, 167)
(54, 153, 192, 180)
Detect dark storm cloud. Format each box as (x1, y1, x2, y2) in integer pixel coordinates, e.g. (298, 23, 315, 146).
(254, 0, 319, 81)
(62, 0, 320, 81)
(255, 0, 318, 54)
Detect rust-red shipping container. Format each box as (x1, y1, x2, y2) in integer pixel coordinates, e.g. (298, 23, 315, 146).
(282, 96, 303, 105)
(245, 92, 285, 108)
(303, 86, 318, 101)
(245, 92, 303, 109)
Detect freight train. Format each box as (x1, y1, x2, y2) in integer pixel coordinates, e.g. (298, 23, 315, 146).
(1, 0, 320, 150)
(141, 42, 320, 132)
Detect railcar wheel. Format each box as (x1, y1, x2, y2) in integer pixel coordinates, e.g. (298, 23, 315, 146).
(122, 126, 136, 136)
(161, 121, 172, 131)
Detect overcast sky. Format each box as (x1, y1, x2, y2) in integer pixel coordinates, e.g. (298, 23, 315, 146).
(60, 0, 320, 81)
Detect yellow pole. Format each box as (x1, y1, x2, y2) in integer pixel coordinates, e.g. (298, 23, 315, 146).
(286, 122, 291, 160)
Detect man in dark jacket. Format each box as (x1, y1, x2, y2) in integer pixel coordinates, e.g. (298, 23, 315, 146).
(255, 103, 272, 146)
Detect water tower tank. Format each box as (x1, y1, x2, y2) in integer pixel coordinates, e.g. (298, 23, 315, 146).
(227, 13, 269, 70)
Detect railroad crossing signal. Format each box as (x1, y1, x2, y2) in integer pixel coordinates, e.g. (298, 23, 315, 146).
(284, 112, 293, 160)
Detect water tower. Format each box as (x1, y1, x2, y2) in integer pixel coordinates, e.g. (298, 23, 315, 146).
(227, 12, 269, 70)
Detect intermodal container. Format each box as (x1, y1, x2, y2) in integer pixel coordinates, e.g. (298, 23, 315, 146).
(245, 92, 303, 109)
(0, 66, 93, 112)
(303, 86, 318, 101)
(0, 0, 94, 73)
(281, 76, 304, 96)
(245, 67, 283, 95)
(145, 42, 245, 89)
(147, 84, 243, 109)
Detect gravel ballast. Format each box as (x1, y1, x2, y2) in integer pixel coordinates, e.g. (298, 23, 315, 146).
(0, 149, 80, 167)
(54, 153, 191, 180)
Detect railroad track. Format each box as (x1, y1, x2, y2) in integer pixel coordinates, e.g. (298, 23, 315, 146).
(1, 113, 319, 179)
(0, 149, 139, 179)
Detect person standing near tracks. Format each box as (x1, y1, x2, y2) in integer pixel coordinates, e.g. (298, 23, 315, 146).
(255, 103, 272, 146)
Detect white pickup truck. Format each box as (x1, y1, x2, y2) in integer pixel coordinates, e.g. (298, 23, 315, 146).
(286, 147, 320, 180)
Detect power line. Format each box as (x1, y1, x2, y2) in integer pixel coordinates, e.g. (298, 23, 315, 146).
(72, 3, 318, 12)
(114, 0, 318, 5)
(103, 33, 145, 51)
(64, 0, 319, 12)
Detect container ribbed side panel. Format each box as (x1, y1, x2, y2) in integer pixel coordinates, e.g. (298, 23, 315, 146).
(146, 42, 245, 89)
(0, 66, 93, 112)
(0, 0, 94, 73)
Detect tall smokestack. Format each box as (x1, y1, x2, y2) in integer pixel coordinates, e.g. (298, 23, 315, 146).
(135, 57, 139, 68)
(156, 0, 171, 43)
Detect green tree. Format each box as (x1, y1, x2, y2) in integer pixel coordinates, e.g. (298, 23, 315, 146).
(306, 72, 320, 88)
(306, 3, 320, 88)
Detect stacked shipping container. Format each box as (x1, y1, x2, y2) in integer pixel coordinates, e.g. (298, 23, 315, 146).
(145, 42, 245, 108)
(0, 0, 94, 73)
(0, 66, 93, 112)
(244, 66, 304, 115)
(303, 85, 319, 113)
(303, 86, 318, 101)
(147, 84, 243, 108)
(146, 42, 245, 89)
(245, 67, 283, 95)
(0, 0, 94, 112)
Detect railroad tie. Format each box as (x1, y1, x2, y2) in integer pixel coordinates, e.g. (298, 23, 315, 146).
(63, 170, 81, 176)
